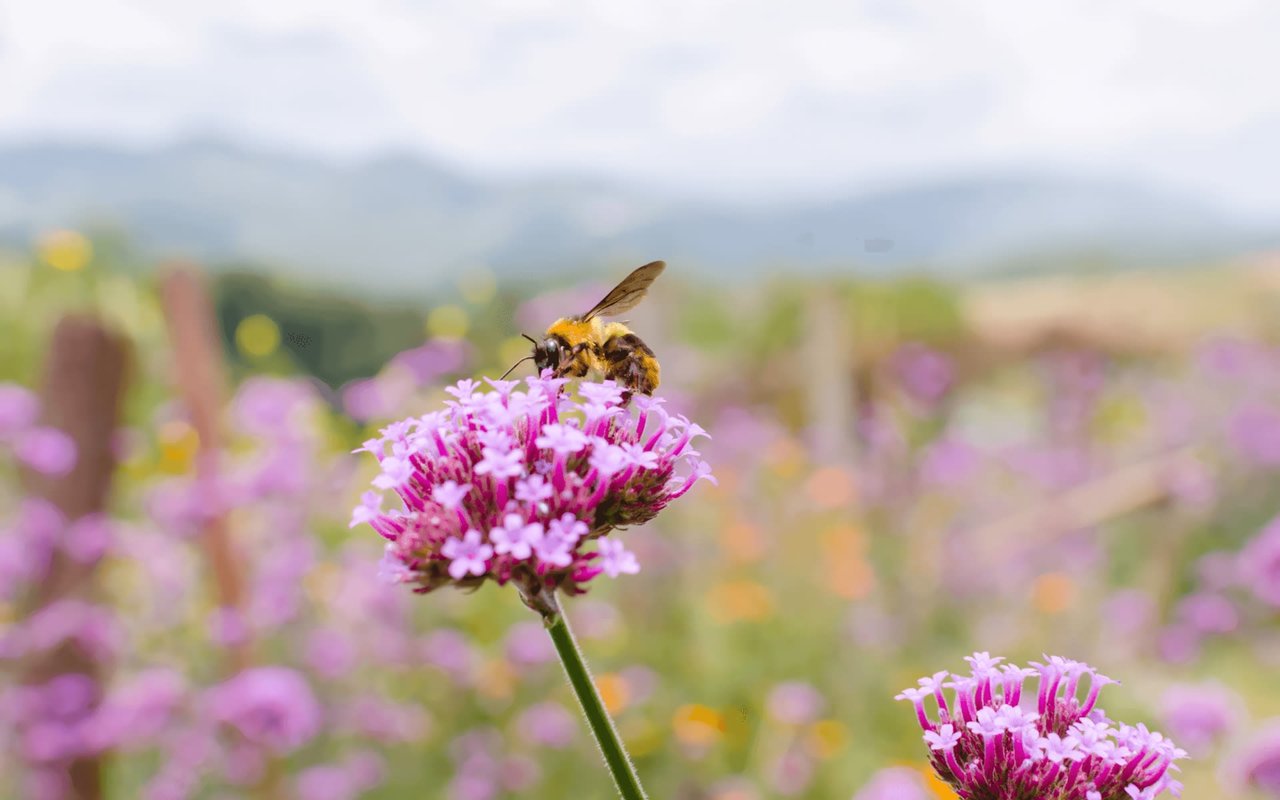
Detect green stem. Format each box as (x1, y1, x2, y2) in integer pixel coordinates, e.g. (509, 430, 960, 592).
(539, 591, 648, 800)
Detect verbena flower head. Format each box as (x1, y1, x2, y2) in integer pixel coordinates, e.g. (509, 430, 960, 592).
(352, 374, 713, 596)
(897, 653, 1187, 800)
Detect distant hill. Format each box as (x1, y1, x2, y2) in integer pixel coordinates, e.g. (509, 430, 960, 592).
(0, 139, 1272, 287)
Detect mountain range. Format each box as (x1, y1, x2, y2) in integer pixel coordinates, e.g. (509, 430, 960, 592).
(0, 139, 1272, 288)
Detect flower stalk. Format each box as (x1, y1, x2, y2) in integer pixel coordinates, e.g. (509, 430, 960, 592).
(529, 587, 648, 800)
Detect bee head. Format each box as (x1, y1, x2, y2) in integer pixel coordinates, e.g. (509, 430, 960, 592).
(501, 334, 555, 381)
(529, 334, 562, 372)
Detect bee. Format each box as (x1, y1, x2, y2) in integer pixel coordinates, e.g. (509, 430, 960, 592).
(504, 261, 665, 396)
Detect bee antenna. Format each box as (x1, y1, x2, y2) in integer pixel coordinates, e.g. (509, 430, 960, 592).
(499, 356, 535, 380)
(521, 333, 538, 345)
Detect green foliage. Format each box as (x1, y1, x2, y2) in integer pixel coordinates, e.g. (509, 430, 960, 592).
(212, 270, 427, 387)
(848, 277, 964, 351)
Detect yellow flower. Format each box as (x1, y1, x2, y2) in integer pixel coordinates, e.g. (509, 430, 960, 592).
(157, 420, 200, 474)
(822, 524, 876, 599)
(475, 658, 515, 700)
(38, 229, 92, 272)
(596, 672, 631, 714)
(1033, 572, 1076, 614)
(805, 465, 857, 508)
(673, 704, 724, 746)
(707, 580, 774, 623)
(719, 516, 767, 563)
(804, 719, 849, 759)
(235, 314, 280, 358)
(920, 764, 959, 799)
(427, 305, 469, 339)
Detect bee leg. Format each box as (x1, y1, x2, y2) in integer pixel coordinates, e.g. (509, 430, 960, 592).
(552, 360, 589, 379)
(554, 343, 592, 379)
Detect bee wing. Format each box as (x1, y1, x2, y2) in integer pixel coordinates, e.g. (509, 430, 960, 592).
(581, 261, 666, 321)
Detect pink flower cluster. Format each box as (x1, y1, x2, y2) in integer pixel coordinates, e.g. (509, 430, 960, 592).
(897, 653, 1187, 800)
(352, 374, 713, 595)
(0, 383, 76, 476)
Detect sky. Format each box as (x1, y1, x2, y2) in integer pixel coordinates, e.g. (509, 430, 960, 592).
(1, 0, 1278, 215)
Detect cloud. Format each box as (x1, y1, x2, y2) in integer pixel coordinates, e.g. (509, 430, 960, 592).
(1, 0, 1278, 214)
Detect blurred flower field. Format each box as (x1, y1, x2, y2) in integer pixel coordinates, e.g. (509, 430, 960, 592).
(2, 237, 1280, 799)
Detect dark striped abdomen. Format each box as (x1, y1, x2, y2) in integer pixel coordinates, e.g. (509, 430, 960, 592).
(601, 331, 660, 395)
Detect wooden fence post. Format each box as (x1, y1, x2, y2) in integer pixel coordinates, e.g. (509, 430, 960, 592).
(20, 315, 131, 800)
(159, 266, 288, 798)
(157, 263, 253, 673)
(802, 287, 857, 464)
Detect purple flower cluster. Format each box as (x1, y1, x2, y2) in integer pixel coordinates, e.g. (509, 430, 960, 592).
(0, 374, 456, 799)
(892, 343, 955, 408)
(0, 667, 188, 798)
(1239, 514, 1280, 608)
(1228, 720, 1280, 795)
(1158, 683, 1241, 755)
(0, 383, 76, 476)
(897, 653, 1187, 800)
(447, 728, 541, 799)
(342, 339, 471, 422)
(353, 374, 712, 595)
(853, 766, 932, 800)
(206, 667, 322, 754)
(0, 500, 115, 609)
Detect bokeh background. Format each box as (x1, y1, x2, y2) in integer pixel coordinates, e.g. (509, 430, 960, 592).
(2, 1, 1280, 798)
